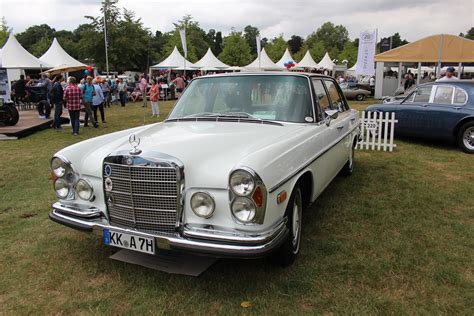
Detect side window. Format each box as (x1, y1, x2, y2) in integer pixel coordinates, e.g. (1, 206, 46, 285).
(453, 88, 467, 105)
(324, 80, 347, 112)
(412, 86, 432, 103)
(433, 86, 454, 105)
(312, 79, 330, 119)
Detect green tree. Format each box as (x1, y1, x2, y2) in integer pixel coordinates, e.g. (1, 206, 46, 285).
(243, 25, 260, 57)
(459, 27, 474, 40)
(214, 31, 223, 56)
(162, 14, 209, 62)
(265, 35, 288, 62)
(287, 35, 303, 55)
(306, 22, 349, 53)
(308, 41, 325, 63)
(338, 41, 358, 67)
(0, 17, 11, 47)
(390, 32, 408, 48)
(16, 24, 56, 55)
(219, 31, 252, 66)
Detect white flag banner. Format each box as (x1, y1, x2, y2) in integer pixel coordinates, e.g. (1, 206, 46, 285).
(179, 29, 187, 58)
(356, 30, 376, 76)
(256, 35, 261, 59)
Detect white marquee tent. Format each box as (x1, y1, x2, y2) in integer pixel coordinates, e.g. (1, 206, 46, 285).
(40, 38, 86, 67)
(0, 35, 52, 93)
(243, 48, 281, 71)
(193, 48, 229, 71)
(318, 52, 335, 70)
(295, 50, 320, 69)
(150, 46, 197, 70)
(275, 48, 294, 68)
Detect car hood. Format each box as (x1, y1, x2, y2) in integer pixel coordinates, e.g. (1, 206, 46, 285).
(58, 121, 307, 189)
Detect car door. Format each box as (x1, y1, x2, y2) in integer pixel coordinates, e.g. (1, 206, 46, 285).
(323, 79, 354, 163)
(421, 85, 469, 140)
(394, 85, 434, 137)
(306, 78, 347, 197)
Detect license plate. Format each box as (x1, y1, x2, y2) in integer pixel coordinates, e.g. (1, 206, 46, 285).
(103, 229, 155, 254)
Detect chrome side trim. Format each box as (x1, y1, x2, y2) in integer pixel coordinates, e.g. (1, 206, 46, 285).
(269, 124, 359, 193)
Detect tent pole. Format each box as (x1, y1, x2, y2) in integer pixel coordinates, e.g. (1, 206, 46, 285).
(417, 62, 421, 85)
(458, 62, 462, 79)
(437, 34, 444, 79)
(398, 62, 402, 89)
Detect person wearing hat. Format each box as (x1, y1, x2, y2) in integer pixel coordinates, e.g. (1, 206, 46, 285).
(437, 67, 459, 81)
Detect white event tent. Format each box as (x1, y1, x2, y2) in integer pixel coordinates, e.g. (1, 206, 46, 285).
(150, 46, 197, 70)
(193, 48, 229, 71)
(295, 50, 320, 69)
(243, 48, 281, 71)
(275, 48, 294, 68)
(40, 38, 86, 67)
(0, 35, 52, 92)
(318, 52, 336, 70)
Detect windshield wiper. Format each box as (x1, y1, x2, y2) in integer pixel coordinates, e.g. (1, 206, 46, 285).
(184, 112, 257, 119)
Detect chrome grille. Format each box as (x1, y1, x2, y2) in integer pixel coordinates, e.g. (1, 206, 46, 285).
(103, 158, 181, 235)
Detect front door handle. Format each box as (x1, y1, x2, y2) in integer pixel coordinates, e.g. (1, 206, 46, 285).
(350, 118, 356, 122)
(422, 104, 429, 107)
(337, 126, 344, 130)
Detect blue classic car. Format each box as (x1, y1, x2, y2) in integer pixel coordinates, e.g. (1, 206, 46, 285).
(366, 80, 474, 153)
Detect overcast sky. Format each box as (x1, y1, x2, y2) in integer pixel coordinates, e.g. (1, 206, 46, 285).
(1, 0, 473, 41)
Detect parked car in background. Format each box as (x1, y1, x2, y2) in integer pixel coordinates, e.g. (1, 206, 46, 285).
(366, 80, 474, 153)
(340, 82, 371, 101)
(49, 73, 360, 266)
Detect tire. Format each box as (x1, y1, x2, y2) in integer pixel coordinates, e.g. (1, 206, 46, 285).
(4, 105, 19, 126)
(457, 121, 474, 154)
(269, 185, 303, 267)
(340, 144, 355, 176)
(355, 94, 365, 101)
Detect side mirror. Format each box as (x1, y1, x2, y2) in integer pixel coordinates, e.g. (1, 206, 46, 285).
(324, 110, 338, 126)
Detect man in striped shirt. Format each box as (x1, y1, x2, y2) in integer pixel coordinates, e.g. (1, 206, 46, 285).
(63, 77, 83, 136)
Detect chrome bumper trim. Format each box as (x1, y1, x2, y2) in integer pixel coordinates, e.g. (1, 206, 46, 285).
(53, 202, 104, 218)
(50, 204, 289, 258)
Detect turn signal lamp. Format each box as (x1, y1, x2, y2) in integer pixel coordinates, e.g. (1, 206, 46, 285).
(252, 186, 263, 207)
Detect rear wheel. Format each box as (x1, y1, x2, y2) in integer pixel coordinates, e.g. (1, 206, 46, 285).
(457, 121, 474, 154)
(3, 105, 19, 126)
(269, 185, 303, 267)
(355, 94, 365, 101)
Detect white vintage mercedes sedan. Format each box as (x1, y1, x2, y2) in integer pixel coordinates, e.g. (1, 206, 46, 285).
(49, 73, 360, 266)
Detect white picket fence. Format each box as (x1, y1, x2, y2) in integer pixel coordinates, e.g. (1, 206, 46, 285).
(356, 111, 398, 152)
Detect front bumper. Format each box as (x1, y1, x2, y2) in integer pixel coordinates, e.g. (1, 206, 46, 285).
(49, 202, 289, 258)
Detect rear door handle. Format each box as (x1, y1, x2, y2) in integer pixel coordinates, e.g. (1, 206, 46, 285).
(350, 118, 356, 122)
(337, 126, 344, 130)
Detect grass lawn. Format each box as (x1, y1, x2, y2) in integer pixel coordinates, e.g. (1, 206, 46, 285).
(0, 99, 473, 314)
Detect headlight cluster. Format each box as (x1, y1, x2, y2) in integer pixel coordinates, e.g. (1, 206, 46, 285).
(51, 156, 94, 201)
(229, 168, 267, 224)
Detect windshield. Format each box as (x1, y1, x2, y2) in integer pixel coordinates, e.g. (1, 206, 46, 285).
(169, 75, 314, 123)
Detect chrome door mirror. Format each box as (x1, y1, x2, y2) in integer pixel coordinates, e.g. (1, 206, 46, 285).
(325, 109, 339, 119)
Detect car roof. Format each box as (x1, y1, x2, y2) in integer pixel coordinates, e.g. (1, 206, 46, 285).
(199, 72, 334, 80)
(419, 80, 474, 88)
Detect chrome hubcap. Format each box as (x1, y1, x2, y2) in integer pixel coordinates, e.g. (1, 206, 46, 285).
(291, 191, 302, 254)
(463, 127, 474, 150)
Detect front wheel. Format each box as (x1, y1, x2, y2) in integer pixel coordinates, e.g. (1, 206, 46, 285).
(269, 186, 303, 267)
(457, 121, 474, 154)
(355, 94, 365, 101)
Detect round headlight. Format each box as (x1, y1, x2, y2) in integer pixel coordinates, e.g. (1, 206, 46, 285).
(231, 197, 256, 223)
(230, 170, 255, 196)
(51, 157, 68, 178)
(75, 179, 94, 201)
(191, 192, 215, 218)
(54, 178, 70, 199)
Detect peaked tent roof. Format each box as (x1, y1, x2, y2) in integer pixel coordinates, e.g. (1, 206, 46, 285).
(275, 48, 295, 68)
(243, 48, 281, 71)
(0, 35, 52, 69)
(375, 34, 474, 63)
(150, 46, 197, 70)
(40, 38, 86, 67)
(193, 48, 230, 70)
(318, 52, 335, 70)
(295, 50, 320, 69)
